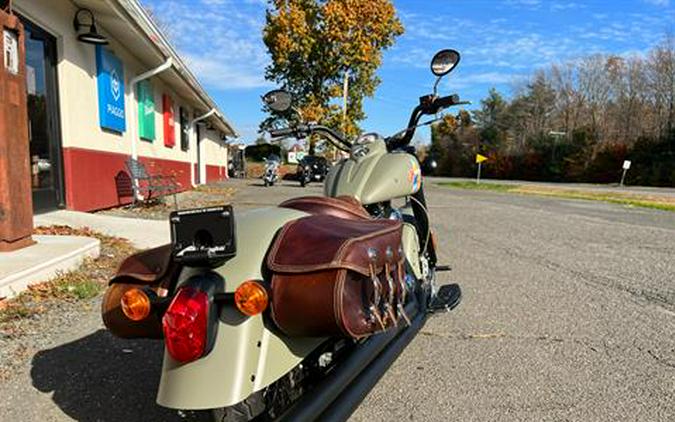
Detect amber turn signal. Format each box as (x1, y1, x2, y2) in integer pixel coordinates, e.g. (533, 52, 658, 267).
(234, 281, 269, 316)
(121, 288, 151, 321)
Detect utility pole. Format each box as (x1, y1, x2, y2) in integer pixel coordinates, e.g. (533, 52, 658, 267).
(340, 69, 349, 161)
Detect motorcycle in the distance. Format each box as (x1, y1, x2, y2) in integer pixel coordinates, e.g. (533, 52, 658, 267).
(101, 49, 467, 422)
(262, 154, 281, 187)
(297, 155, 329, 187)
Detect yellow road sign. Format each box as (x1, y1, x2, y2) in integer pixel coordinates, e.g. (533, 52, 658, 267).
(476, 154, 488, 164)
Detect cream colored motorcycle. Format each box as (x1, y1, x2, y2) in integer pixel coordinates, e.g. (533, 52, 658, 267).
(102, 49, 466, 422)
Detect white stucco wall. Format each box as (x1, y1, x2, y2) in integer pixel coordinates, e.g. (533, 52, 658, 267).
(14, 0, 227, 176)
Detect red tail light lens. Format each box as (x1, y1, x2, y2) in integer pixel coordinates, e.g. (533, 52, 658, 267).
(162, 287, 209, 363)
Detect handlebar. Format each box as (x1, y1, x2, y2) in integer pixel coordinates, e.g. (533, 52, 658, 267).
(269, 93, 467, 153)
(268, 124, 352, 152)
(434, 94, 461, 110)
(268, 127, 295, 138)
(386, 93, 468, 151)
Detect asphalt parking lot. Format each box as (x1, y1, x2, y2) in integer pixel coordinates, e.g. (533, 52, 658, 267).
(1, 178, 673, 421)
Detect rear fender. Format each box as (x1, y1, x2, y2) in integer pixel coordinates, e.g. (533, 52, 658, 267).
(157, 207, 326, 410)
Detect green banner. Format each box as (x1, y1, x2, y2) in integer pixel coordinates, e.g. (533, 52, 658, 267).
(137, 80, 155, 141)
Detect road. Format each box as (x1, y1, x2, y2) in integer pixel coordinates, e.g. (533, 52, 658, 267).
(1, 179, 673, 421)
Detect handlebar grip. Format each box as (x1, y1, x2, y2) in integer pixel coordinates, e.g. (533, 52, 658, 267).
(434, 94, 461, 109)
(269, 127, 294, 138)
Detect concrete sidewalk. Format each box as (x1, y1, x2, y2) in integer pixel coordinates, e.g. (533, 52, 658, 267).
(0, 235, 100, 299)
(34, 210, 169, 249)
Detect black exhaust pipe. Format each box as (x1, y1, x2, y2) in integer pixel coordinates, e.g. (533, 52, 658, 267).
(278, 303, 426, 422)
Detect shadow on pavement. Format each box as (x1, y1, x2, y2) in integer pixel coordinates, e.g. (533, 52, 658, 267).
(31, 329, 182, 422)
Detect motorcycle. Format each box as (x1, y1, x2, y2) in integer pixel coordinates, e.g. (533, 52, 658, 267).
(262, 154, 281, 187)
(297, 155, 329, 187)
(101, 49, 466, 421)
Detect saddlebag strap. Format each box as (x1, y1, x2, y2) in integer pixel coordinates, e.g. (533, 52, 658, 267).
(266, 215, 404, 275)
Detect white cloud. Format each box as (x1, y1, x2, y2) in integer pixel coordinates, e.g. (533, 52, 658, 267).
(550, 2, 587, 11)
(183, 55, 273, 90)
(143, 0, 269, 90)
(391, 1, 675, 84)
(503, 0, 542, 7)
(445, 72, 525, 90)
(642, 0, 670, 6)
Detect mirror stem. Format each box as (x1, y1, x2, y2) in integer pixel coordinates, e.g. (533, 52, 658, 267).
(432, 76, 442, 96)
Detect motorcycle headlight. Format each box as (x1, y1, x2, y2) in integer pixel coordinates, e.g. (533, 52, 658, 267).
(354, 132, 383, 146)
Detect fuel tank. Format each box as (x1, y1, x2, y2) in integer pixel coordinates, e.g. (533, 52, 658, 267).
(324, 137, 421, 205)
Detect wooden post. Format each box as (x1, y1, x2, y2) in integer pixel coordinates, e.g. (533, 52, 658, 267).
(0, 11, 34, 251)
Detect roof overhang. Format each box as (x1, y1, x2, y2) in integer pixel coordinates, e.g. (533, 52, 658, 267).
(71, 0, 238, 137)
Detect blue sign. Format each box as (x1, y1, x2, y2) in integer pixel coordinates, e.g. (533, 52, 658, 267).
(96, 45, 126, 132)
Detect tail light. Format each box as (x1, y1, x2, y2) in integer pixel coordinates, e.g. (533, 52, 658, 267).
(162, 286, 209, 363)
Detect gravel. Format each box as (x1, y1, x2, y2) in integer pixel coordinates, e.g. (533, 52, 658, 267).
(0, 179, 673, 421)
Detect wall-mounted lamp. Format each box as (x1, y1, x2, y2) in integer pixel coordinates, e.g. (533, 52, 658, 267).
(73, 8, 108, 45)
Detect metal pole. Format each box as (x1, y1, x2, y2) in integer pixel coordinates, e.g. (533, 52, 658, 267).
(620, 168, 627, 187)
(191, 108, 217, 186)
(476, 162, 481, 184)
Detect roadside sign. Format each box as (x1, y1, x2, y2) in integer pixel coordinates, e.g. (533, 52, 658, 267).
(620, 160, 632, 186)
(475, 154, 488, 184)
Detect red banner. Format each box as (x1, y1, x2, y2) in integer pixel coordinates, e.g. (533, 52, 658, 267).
(162, 94, 175, 147)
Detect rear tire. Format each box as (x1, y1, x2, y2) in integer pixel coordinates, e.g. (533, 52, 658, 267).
(195, 392, 265, 422)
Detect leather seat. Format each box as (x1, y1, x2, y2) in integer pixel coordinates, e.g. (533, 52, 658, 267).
(279, 196, 370, 220)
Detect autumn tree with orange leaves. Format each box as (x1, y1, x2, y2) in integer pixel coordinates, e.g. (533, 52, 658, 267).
(262, 0, 403, 139)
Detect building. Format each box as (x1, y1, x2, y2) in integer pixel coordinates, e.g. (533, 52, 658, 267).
(11, 0, 236, 213)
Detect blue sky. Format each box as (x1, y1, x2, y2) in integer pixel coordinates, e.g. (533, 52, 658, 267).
(142, 0, 675, 143)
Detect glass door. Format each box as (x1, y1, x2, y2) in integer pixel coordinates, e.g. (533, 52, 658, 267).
(23, 18, 64, 212)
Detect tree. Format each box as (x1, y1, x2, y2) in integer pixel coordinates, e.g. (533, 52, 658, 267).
(472, 88, 509, 149)
(262, 0, 403, 138)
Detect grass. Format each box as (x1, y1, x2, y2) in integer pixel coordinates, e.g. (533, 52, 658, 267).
(0, 225, 137, 324)
(439, 181, 515, 192)
(439, 181, 675, 212)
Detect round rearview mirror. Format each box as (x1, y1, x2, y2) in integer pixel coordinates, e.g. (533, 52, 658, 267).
(262, 89, 292, 113)
(430, 49, 461, 77)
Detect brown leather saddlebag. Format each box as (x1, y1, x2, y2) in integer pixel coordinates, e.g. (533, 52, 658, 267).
(101, 244, 179, 339)
(267, 214, 411, 339)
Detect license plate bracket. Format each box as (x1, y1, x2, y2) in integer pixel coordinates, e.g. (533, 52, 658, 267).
(170, 205, 236, 267)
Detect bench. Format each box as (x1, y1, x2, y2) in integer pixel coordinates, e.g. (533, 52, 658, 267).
(125, 157, 180, 208)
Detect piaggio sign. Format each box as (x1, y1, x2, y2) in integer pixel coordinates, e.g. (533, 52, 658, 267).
(95, 45, 125, 132)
